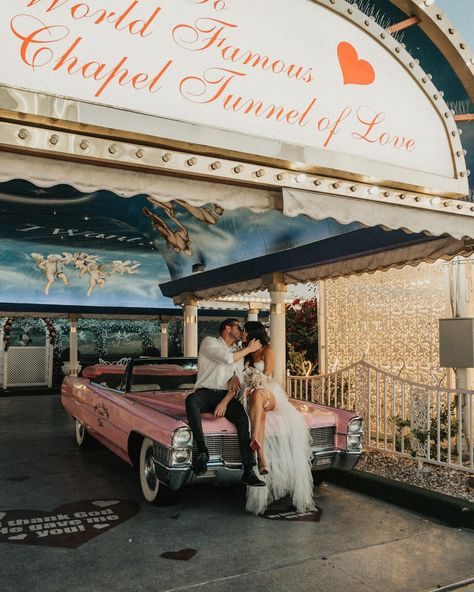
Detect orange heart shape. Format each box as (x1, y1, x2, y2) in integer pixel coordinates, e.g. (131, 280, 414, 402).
(337, 41, 375, 86)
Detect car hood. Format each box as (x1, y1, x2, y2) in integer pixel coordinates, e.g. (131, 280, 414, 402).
(290, 400, 336, 428)
(127, 391, 236, 431)
(127, 391, 336, 431)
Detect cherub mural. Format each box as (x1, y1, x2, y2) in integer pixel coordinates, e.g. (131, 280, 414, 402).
(31, 251, 141, 296)
(111, 260, 141, 275)
(143, 197, 224, 257)
(74, 255, 110, 297)
(31, 252, 71, 295)
(143, 206, 193, 256)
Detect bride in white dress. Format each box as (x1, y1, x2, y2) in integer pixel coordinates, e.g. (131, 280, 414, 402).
(241, 321, 315, 515)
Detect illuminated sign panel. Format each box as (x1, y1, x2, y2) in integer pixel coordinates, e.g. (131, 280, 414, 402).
(0, 0, 461, 180)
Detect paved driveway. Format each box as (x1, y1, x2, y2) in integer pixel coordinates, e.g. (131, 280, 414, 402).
(0, 395, 473, 592)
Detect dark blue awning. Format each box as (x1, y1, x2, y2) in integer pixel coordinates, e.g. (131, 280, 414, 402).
(160, 227, 469, 300)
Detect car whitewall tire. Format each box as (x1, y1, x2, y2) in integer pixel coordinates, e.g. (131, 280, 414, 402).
(139, 437, 177, 505)
(75, 418, 94, 448)
(140, 437, 161, 502)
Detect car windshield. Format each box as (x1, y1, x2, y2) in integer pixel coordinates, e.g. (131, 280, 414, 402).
(86, 358, 197, 392)
(129, 358, 197, 393)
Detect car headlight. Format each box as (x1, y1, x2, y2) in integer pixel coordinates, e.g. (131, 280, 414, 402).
(347, 434, 362, 451)
(172, 427, 192, 447)
(348, 418, 363, 433)
(171, 449, 191, 464)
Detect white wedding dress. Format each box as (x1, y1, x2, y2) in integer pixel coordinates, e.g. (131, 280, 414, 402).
(244, 362, 316, 515)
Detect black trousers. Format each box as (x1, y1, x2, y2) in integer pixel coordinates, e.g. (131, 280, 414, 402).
(185, 388, 255, 468)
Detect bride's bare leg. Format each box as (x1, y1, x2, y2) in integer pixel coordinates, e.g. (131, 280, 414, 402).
(248, 390, 263, 442)
(248, 390, 276, 471)
(257, 411, 268, 470)
(258, 393, 276, 470)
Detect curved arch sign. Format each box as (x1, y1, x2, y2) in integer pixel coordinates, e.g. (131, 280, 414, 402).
(0, 0, 467, 193)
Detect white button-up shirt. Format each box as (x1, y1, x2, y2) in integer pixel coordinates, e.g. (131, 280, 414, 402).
(194, 336, 244, 390)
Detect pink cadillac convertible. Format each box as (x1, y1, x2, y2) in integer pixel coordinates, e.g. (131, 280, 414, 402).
(61, 357, 363, 504)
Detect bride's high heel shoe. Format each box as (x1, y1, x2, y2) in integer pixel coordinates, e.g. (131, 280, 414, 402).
(250, 439, 261, 453)
(258, 464, 269, 475)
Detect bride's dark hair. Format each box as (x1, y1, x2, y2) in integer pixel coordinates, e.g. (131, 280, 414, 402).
(243, 321, 269, 366)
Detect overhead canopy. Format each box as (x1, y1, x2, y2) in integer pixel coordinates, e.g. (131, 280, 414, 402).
(283, 188, 474, 241)
(0, 152, 274, 212)
(0, 177, 355, 312)
(1, 167, 474, 309)
(161, 185, 474, 299)
(0, 0, 473, 312)
(160, 227, 471, 300)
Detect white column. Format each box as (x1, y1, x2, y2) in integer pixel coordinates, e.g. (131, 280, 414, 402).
(452, 257, 474, 455)
(160, 321, 169, 358)
(69, 314, 79, 377)
(247, 302, 262, 322)
(267, 274, 287, 388)
(183, 294, 198, 357)
(318, 280, 327, 374)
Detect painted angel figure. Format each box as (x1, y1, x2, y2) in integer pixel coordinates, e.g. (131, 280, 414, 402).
(74, 255, 109, 296)
(144, 197, 225, 257)
(175, 200, 224, 225)
(143, 206, 193, 256)
(110, 260, 141, 275)
(31, 252, 70, 295)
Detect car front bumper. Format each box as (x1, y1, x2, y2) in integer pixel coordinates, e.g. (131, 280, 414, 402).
(311, 449, 361, 472)
(154, 448, 362, 490)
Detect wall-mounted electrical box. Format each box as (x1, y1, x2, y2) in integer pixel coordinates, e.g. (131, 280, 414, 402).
(439, 318, 474, 368)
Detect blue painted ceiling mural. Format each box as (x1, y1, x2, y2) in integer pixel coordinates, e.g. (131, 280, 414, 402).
(0, 0, 472, 311)
(0, 179, 361, 309)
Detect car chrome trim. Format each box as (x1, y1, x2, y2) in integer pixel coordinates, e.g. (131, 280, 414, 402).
(152, 457, 193, 491)
(171, 426, 193, 448)
(347, 416, 364, 432)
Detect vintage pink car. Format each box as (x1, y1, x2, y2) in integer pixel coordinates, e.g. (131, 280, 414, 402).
(61, 357, 363, 504)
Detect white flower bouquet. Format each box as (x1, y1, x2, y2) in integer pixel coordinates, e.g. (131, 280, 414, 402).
(243, 365, 266, 391)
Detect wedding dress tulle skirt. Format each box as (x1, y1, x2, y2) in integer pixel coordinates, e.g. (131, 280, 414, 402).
(245, 378, 315, 515)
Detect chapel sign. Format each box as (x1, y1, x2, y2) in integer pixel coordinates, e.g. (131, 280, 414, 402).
(0, 0, 463, 183)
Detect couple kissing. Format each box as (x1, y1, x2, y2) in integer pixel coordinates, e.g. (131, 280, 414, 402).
(185, 318, 315, 515)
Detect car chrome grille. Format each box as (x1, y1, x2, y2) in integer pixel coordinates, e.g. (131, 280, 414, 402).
(192, 427, 336, 463)
(193, 434, 242, 465)
(153, 442, 171, 465)
(310, 426, 336, 450)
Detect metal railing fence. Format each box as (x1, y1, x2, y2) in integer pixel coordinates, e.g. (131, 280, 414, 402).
(287, 360, 474, 473)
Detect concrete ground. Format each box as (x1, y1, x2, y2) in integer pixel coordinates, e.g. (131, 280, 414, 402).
(0, 395, 473, 592)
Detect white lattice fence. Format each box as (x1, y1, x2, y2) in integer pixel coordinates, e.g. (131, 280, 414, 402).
(3, 346, 53, 388)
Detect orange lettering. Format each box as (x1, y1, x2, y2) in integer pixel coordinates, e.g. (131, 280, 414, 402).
(298, 98, 317, 127)
(148, 60, 174, 93)
(323, 106, 352, 147)
(10, 15, 69, 69)
(94, 57, 129, 96)
(352, 109, 385, 143)
(353, 108, 416, 151)
(180, 67, 246, 104)
(53, 36, 82, 73)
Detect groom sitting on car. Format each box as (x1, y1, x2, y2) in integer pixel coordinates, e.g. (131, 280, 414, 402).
(185, 318, 266, 487)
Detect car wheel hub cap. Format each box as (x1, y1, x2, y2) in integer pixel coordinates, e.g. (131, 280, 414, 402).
(144, 448, 157, 491)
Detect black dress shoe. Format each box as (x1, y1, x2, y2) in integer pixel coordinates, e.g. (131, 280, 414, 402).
(241, 467, 266, 487)
(193, 451, 209, 475)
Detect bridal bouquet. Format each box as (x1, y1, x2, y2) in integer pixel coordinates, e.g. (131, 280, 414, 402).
(243, 365, 266, 391)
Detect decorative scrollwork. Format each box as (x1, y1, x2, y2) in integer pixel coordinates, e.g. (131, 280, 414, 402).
(409, 387, 430, 459)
